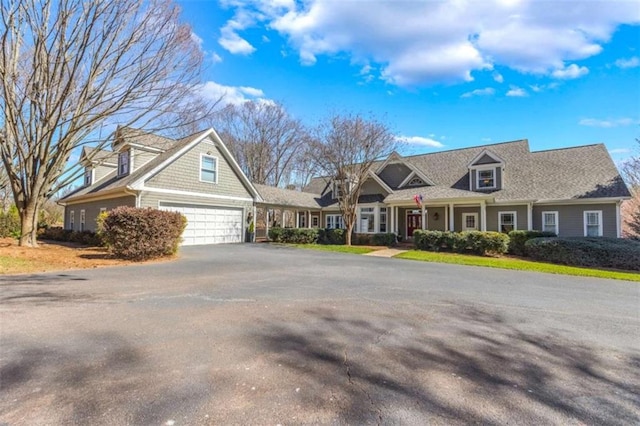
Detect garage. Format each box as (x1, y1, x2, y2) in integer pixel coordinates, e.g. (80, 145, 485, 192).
(159, 203, 244, 245)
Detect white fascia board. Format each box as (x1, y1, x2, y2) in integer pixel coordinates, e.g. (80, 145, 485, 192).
(60, 188, 137, 205)
(467, 149, 505, 168)
(535, 197, 630, 205)
(367, 170, 394, 194)
(139, 186, 254, 203)
(374, 151, 403, 174)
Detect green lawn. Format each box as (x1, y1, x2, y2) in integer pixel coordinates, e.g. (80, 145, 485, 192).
(288, 244, 376, 254)
(395, 250, 640, 282)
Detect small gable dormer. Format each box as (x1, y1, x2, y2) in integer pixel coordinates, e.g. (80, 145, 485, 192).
(376, 151, 434, 189)
(468, 149, 504, 191)
(79, 146, 118, 186)
(113, 126, 175, 176)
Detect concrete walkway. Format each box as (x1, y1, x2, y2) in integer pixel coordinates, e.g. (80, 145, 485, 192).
(364, 248, 408, 257)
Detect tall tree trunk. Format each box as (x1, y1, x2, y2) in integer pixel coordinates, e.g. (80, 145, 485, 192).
(19, 199, 39, 247)
(345, 222, 354, 246)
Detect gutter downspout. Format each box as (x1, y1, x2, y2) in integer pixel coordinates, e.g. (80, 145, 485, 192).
(124, 187, 140, 208)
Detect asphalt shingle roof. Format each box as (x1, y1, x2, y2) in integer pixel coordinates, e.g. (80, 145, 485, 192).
(253, 184, 322, 209)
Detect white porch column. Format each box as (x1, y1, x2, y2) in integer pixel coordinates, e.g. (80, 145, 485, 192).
(389, 205, 394, 233)
(527, 203, 533, 231)
(265, 208, 270, 240)
(421, 205, 426, 230)
(307, 210, 311, 228)
(449, 203, 455, 231)
(252, 205, 257, 242)
(480, 201, 487, 231)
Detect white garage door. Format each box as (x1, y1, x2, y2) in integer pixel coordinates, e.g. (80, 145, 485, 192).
(159, 203, 243, 246)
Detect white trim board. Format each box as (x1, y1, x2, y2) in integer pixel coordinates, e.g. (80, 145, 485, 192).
(141, 186, 254, 203)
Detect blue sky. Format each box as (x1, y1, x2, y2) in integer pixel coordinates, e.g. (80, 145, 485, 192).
(178, 0, 639, 163)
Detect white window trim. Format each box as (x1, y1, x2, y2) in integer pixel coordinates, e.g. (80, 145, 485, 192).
(70, 210, 75, 230)
(541, 211, 559, 235)
(476, 167, 496, 189)
(199, 153, 218, 184)
(117, 150, 130, 176)
(358, 206, 376, 234)
(498, 211, 517, 233)
(84, 168, 94, 186)
(311, 215, 319, 228)
(80, 209, 86, 231)
(379, 207, 387, 233)
(99, 207, 107, 213)
(583, 210, 603, 237)
(325, 214, 344, 229)
(462, 212, 478, 231)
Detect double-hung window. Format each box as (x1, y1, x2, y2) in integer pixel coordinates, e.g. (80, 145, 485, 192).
(379, 207, 387, 233)
(84, 168, 93, 186)
(584, 211, 602, 237)
(70, 211, 75, 230)
(118, 151, 129, 176)
(499, 211, 516, 233)
(200, 154, 218, 183)
(359, 207, 375, 233)
(542, 211, 559, 235)
(80, 210, 86, 231)
(477, 168, 495, 189)
(326, 214, 344, 229)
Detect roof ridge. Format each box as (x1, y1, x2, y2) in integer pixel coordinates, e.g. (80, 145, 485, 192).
(531, 143, 604, 153)
(400, 139, 529, 159)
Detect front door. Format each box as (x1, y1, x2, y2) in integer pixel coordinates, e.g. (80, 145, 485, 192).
(407, 213, 422, 237)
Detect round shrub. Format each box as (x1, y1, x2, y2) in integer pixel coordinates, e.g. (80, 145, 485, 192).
(99, 207, 186, 261)
(508, 230, 556, 256)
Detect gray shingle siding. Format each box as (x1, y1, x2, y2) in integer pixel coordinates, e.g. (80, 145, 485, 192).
(64, 196, 136, 231)
(360, 179, 387, 195)
(532, 203, 617, 237)
(94, 164, 116, 183)
(145, 138, 252, 199)
(131, 148, 159, 172)
(486, 205, 528, 232)
(378, 163, 412, 189)
(454, 206, 481, 231)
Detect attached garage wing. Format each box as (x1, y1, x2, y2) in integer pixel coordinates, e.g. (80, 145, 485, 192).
(159, 203, 244, 245)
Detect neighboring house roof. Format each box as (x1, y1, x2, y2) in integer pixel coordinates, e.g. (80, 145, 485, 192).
(61, 128, 262, 203)
(253, 184, 322, 209)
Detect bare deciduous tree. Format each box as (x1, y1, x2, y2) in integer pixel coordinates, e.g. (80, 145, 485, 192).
(312, 113, 396, 245)
(0, 0, 212, 246)
(214, 101, 308, 187)
(621, 138, 640, 238)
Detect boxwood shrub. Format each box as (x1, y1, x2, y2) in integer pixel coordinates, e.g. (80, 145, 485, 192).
(39, 226, 103, 246)
(318, 228, 346, 245)
(414, 230, 509, 255)
(99, 206, 186, 260)
(525, 237, 640, 271)
(352, 232, 396, 246)
(268, 227, 319, 244)
(508, 230, 557, 256)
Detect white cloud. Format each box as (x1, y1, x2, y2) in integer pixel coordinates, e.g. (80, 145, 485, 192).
(211, 52, 223, 63)
(609, 148, 631, 154)
(395, 135, 445, 148)
(506, 85, 527, 97)
(551, 63, 589, 79)
(615, 56, 640, 69)
(461, 87, 495, 98)
(493, 72, 504, 83)
(579, 117, 637, 128)
(190, 31, 204, 47)
(199, 81, 269, 105)
(481, 137, 492, 142)
(218, 0, 640, 86)
(219, 26, 256, 55)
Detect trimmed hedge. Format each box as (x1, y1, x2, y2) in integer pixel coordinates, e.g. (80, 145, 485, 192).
(39, 227, 103, 246)
(318, 228, 346, 245)
(414, 230, 509, 255)
(508, 230, 557, 256)
(525, 237, 640, 271)
(99, 207, 186, 260)
(268, 227, 319, 244)
(352, 232, 396, 246)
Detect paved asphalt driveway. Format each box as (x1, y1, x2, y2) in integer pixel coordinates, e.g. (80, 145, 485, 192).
(1, 244, 639, 425)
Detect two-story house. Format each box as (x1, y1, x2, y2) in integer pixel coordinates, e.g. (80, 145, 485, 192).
(60, 127, 261, 245)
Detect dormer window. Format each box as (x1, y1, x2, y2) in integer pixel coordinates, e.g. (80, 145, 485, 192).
(118, 150, 130, 176)
(477, 169, 495, 189)
(83, 168, 93, 186)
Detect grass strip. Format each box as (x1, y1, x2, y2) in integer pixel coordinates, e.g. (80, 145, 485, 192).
(395, 250, 640, 282)
(289, 244, 375, 254)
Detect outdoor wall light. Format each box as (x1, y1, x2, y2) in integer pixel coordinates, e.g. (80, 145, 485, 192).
(433, 212, 439, 220)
